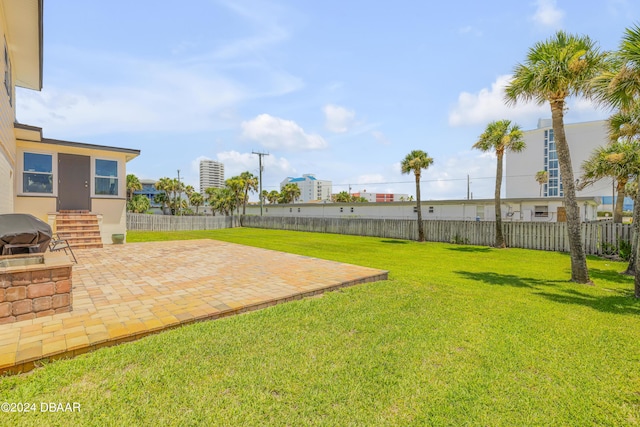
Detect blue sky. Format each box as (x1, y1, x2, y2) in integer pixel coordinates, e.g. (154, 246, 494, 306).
(15, 0, 640, 200)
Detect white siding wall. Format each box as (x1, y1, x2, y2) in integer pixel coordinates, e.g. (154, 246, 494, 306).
(248, 199, 598, 222)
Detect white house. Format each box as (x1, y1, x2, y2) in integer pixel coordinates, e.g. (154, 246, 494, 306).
(280, 174, 332, 203)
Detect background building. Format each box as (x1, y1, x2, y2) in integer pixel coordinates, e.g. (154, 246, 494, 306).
(352, 190, 410, 202)
(134, 179, 163, 209)
(247, 197, 599, 222)
(199, 160, 224, 193)
(281, 174, 332, 203)
(506, 119, 625, 211)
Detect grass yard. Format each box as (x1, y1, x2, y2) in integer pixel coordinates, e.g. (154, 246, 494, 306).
(1, 228, 640, 426)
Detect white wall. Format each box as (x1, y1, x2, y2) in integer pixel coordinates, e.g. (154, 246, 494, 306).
(506, 120, 612, 200)
(247, 198, 599, 222)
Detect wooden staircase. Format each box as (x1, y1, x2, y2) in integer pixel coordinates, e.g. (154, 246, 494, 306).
(54, 211, 103, 249)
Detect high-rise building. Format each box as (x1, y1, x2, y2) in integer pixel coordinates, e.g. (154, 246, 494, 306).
(199, 160, 225, 193)
(280, 174, 332, 203)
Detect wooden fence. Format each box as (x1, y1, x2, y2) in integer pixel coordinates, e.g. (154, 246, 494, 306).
(240, 216, 634, 256)
(126, 214, 239, 231)
(126, 213, 634, 256)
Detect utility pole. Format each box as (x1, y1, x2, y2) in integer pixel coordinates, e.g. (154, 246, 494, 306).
(467, 174, 470, 200)
(252, 151, 269, 216)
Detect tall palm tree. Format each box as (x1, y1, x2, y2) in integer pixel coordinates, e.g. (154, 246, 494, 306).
(473, 120, 525, 248)
(401, 150, 434, 242)
(126, 174, 142, 202)
(505, 31, 606, 284)
(535, 170, 549, 197)
(591, 25, 640, 295)
(240, 171, 259, 215)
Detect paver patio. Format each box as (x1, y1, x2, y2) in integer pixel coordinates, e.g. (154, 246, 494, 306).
(0, 239, 388, 374)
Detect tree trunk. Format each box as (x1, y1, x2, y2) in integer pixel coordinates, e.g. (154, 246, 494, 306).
(242, 189, 248, 215)
(625, 190, 640, 275)
(495, 151, 506, 248)
(613, 180, 626, 224)
(551, 100, 590, 283)
(415, 173, 424, 242)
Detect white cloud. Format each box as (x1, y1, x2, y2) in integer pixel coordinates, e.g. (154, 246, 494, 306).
(449, 74, 547, 127)
(17, 57, 246, 138)
(371, 130, 390, 145)
(356, 174, 386, 185)
(216, 150, 294, 177)
(449, 74, 607, 128)
(459, 25, 483, 37)
(323, 104, 356, 133)
(531, 0, 564, 29)
(241, 114, 328, 150)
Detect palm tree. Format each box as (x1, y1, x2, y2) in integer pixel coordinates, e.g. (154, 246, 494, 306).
(189, 192, 204, 215)
(127, 194, 150, 213)
(206, 187, 236, 216)
(280, 183, 301, 204)
(267, 190, 280, 204)
(401, 150, 434, 242)
(155, 177, 173, 215)
(535, 170, 549, 197)
(580, 141, 640, 223)
(240, 171, 259, 215)
(591, 25, 640, 294)
(473, 120, 525, 248)
(126, 174, 142, 202)
(334, 191, 352, 203)
(225, 176, 244, 215)
(505, 31, 606, 284)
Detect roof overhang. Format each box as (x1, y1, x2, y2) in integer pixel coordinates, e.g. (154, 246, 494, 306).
(40, 138, 141, 162)
(3, 0, 43, 90)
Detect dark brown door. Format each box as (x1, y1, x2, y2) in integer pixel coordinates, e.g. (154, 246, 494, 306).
(58, 154, 91, 211)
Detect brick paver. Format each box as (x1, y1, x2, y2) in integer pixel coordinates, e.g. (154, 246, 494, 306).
(0, 240, 387, 374)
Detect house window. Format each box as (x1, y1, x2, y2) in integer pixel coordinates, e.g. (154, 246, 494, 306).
(428, 206, 434, 213)
(534, 205, 549, 217)
(23, 152, 53, 194)
(340, 207, 343, 213)
(95, 159, 118, 195)
(350, 207, 354, 213)
(297, 207, 300, 212)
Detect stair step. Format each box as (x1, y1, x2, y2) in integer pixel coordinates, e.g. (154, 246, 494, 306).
(54, 212, 103, 249)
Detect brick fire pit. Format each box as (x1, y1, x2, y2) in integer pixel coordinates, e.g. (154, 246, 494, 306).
(0, 253, 73, 324)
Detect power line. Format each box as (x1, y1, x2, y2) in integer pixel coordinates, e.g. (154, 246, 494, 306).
(257, 173, 548, 190)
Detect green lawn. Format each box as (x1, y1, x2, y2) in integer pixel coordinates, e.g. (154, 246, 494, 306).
(2, 228, 640, 426)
